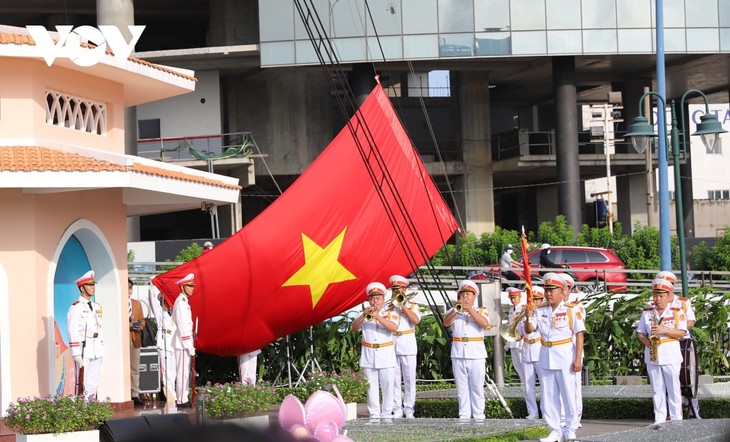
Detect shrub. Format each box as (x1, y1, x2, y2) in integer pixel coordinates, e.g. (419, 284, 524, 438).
(197, 381, 278, 420)
(4, 395, 114, 435)
(298, 369, 368, 403)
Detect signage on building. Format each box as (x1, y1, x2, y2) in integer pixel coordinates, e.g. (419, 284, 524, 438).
(26, 25, 145, 67)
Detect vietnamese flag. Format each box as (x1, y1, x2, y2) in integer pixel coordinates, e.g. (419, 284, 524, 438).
(152, 85, 459, 355)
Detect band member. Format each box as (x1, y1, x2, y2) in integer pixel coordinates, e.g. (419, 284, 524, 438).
(561, 273, 585, 428)
(172, 273, 196, 407)
(150, 289, 178, 407)
(351, 282, 399, 419)
(444, 280, 491, 420)
(518, 286, 545, 420)
(505, 287, 525, 387)
(388, 274, 421, 419)
(67, 270, 104, 400)
(636, 278, 687, 425)
(524, 273, 585, 442)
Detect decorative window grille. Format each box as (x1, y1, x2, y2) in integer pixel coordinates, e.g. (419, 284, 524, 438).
(45, 90, 106, 135)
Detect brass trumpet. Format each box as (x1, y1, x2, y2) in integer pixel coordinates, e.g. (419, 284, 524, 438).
(387, 291, 417, 308)
(453, 302, 464, 313)
(363, 307, 376, 321)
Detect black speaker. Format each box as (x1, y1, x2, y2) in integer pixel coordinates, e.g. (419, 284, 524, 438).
(144, 412, 193, 432)
(100, 416, 150, 442)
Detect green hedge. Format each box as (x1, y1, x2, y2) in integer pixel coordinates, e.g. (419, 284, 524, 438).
(415, 397, 730, 419)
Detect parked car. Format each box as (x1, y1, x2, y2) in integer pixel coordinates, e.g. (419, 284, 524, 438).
(485, 246, 628, 293)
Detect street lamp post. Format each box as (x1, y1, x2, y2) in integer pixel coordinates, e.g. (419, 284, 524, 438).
(625, 90, 726, 296)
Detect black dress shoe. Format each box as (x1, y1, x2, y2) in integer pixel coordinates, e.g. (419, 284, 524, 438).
(132, 397, 144, 407)
(178, 401, 192, 408)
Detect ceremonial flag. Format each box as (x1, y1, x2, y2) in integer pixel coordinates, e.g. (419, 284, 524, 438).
(520, 226, 534, 306)
(152, 85, 459, 355)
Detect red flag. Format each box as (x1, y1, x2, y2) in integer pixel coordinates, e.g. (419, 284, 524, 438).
(152, 85, 459, 355)
(520, 226, 533, 306)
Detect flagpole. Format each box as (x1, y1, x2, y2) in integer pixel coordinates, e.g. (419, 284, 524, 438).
(520, 226, 533, 306)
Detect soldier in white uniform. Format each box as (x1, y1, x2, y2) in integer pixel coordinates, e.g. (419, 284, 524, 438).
(67, 270, 104, 400)
(524, 273, 585, 442)
(150, 289, 178, 407)
(443, 280, 491, 420)
(637, 278, 687, 425)
(505, 287, 525, 388)
(517, 286, 545, 420)
(351, 282, 399, 419)
(388, 274, 421, 419)
(172, 273, 196, 407)
(560, 273, 585, 429)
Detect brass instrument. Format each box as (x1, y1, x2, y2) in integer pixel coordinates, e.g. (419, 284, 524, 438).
(364, 307, 375, 322)
(453, 302, 464, 313)
(499, 324, 519, 343)
(650, 312, 660, 362)
(387, 292, 417, 309)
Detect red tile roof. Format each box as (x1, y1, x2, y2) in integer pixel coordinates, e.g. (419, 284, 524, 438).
(0, 146, 241, 190)
(0, 31, 197, 83)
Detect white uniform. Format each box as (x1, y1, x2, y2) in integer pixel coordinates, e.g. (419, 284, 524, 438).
(238, 350, 262, 385)
(530, 301, 585, 437)
(150, 294, 178, 403)
(450, 307, 490, 419)
(393, 302, 421, 418)
(518, 315, 541, 418)
(67, 296, 104, 399)
(561, 300, 586, 426)
(360, 307, 399, 418)
(637, 305, 687, 424)
(506, 304, 525, 386)
(172, 294, 194, 405)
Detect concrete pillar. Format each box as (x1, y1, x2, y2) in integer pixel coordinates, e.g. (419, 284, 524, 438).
(457, 72, 494, 235)
(351, 63, 377, 106)
(552, 57, 581, 237)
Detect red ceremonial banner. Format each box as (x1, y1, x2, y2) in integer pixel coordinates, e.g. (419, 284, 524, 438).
(152, 85, 459, 355)
(520, 227, 533, 306)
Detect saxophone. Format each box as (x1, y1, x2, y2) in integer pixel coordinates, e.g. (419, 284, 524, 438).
(649, 312, 660, 363)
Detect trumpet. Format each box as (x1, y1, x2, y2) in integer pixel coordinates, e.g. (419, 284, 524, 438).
(363, 307, 376, 321)
(387, 291, 417, 309)
(649, 313, 660, 362)
(453, 302, 464, 313)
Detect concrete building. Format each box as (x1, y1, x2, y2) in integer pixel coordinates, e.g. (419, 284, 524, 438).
(0, 25, 240, 410)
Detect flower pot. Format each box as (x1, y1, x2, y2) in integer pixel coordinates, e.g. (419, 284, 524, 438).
(16, 430, 99, 442)
(210, 415, 270, 430)
(345, 402, 358, 421)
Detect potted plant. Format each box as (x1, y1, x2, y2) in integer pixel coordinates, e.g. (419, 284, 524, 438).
(4, 394, 114, 441)
(299, 370, 368, 420)
(196, 381, 278, 429)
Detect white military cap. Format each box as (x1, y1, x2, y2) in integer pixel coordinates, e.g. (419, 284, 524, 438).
(458, 280, 479, 295)
(74, 270, 95, 287)
(175, 273, 195, 286)
(366, 282, 386, 296)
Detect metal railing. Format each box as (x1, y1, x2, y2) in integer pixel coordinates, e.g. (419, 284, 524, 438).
(136, 131, 253, 162)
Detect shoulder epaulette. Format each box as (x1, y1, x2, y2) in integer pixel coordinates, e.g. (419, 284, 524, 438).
(670, 306, 681, 311)
(566, 301, 578, 307)
(677, 297, 689, 301)
(72, 301, 80, 306)
(643, 307, 653, 311)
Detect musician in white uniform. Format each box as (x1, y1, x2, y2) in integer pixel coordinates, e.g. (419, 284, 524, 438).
(172, 273, 196, 407)
(560, 273, 585, 428)
(636, 278, 687, 425)
(388, 274, 421, 419)
(505, 287, 525, 388)
(351, 282, 399, 419)
(524, 273, 585, 442)
(444, 280, 491, 420)
(67, 270, 104, 400)
(150, 289, 178, 406)
(517, 286, 545, 420)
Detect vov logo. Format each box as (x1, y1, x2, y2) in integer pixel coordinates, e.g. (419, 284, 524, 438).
(26, 25, 146, 67)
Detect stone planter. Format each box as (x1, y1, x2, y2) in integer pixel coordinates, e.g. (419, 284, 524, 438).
(210, 415, 270, 430)
(16, 430, 99, 442)
(345, 402, 358, 421)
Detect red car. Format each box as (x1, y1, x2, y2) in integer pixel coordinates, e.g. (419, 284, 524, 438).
(485, 246, 628, 293)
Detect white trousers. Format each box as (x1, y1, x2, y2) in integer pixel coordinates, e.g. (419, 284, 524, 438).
(540, 367, 578, 436)
(77, 357, 102, 400)
(159, 349, 177, 403)
(574, 368, 583, 421)
(452, 358, 486, 419)
(523, 361, 540, 417)
(510, 347, 525, 386)
(175, 349, 191, 404)
(363, 366, 395, 418)
(647, 363, 682, 423)
(393, 354, 417, 417)
(238, 353, 258, 385)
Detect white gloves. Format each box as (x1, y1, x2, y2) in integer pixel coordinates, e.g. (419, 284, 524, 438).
(73, 355, 84, 367)
(187, 348, 196, 357)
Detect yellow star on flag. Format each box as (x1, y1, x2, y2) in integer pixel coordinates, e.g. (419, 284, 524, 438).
(283, 228, 356, 308)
